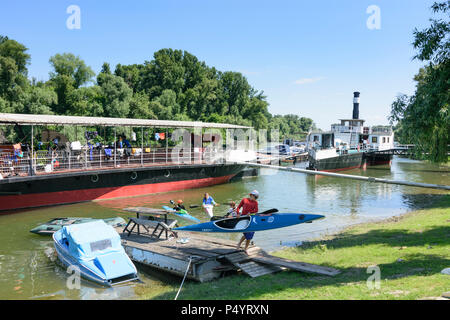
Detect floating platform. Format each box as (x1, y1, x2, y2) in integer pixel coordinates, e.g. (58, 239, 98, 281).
(116, 227, 340, 282)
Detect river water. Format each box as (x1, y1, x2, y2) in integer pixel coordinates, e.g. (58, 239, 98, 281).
(0, 156, 448, 299)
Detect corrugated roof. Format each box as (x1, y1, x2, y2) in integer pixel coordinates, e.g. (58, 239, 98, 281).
(0, 113, 251, 129)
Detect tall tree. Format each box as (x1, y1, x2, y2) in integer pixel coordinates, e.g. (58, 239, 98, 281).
(48, 53, 95, 114)
(390, 1, 449, 163)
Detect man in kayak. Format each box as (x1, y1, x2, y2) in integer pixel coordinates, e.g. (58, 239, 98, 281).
(202, 192, 218, 219)
(236, 190, 259, 251)
(173, 199, 186, 211)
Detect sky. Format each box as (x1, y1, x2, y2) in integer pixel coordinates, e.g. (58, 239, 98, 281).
(0, 0, 438, 130)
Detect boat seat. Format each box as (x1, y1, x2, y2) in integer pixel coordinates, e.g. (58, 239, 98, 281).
(123, 217, 178, 239)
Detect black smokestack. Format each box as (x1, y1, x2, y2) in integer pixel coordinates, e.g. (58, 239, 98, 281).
(352, 91, 360, 119)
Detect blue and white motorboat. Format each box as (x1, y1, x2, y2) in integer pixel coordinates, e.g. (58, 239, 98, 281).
(53, 220, 139, 287)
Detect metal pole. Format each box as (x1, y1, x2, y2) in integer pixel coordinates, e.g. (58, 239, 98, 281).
(30, 125, 34, 175)
(114, 127, 117, 168)
(165, 128, 168, 164)
(141, 126, 144, 166)
(238, 162, 450, 191)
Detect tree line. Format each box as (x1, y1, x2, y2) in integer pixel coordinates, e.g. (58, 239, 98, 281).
(0, 37, 314, 144)
(390, 1, 449, 163)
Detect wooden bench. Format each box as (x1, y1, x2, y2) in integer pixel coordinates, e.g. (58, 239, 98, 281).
(123, 217, 178, 239)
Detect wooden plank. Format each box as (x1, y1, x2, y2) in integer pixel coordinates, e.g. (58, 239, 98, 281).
(123, 207, 168, 215)
(235, 261, 282, 278)
(249, 252, 340, 276)
(224, 252, 251, 263)
(172, 247, 219, 258)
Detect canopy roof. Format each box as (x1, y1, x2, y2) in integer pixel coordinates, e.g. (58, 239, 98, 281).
(0, 113, 251, 129)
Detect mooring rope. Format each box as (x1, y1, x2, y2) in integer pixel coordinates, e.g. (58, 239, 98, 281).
(174, 256, 193, 300)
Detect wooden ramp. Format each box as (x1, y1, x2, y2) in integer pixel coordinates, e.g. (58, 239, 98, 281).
(224, 251, 283, 278)
(246, 247, 341, 276)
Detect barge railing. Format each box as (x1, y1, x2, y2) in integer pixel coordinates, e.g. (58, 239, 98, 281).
(0, 148, 223, 177)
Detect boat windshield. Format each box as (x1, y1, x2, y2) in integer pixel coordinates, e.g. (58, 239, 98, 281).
(90, 239, 112, 252)
(214, 216, 251, 230)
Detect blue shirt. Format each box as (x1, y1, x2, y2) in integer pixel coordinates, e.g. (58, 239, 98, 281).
(202, 196, 216, 206)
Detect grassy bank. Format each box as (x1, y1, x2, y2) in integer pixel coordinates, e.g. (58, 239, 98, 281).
(143, 195, 450, 300)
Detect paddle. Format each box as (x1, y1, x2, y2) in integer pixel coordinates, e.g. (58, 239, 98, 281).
(256, 208, 278, 215)
(210, 208, 279, 221)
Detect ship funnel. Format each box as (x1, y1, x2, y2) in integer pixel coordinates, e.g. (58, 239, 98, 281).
(352, 92, 360, 119)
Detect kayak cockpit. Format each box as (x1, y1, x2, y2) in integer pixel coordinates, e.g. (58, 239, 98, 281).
(214, 216, 251, 230)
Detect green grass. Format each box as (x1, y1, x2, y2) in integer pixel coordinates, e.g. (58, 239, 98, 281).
(143, 195, 450, 300)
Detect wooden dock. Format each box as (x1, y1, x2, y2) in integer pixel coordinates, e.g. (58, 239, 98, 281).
(116, 226, 340, 282)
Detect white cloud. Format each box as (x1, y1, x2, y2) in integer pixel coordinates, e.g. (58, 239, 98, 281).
(294, 77, 325, 85)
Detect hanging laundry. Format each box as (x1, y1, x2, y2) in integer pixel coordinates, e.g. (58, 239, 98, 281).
(155, 133, 160, 141)
(131, 131, 136, 141)
(159, 132, 165, 140)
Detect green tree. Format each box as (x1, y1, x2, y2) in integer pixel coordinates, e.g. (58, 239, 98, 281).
(129, 91, 156, 119)
(390, 1, 449, 163)
(49, 53, 95, 88)
(0, 36, 30, 75)
(97, 72, 132, 118)
(48, 53, 95, 114)
(0, 36, 30, 106)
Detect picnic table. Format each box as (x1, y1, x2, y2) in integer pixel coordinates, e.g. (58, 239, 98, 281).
(122, 207, 178, 239)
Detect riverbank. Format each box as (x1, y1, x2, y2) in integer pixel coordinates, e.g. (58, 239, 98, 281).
(144, 194, 450, 300)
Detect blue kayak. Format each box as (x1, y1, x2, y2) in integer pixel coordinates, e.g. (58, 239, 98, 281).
(162, 206, 201, 223)
(173, 213, 324, 233)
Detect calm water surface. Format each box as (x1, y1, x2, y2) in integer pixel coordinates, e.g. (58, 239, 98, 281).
(0, 156, 448, 299)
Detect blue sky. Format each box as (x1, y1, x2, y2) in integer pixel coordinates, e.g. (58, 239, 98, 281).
(0, 0, 437, 129)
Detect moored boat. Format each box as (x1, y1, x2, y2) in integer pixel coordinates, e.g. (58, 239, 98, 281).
(0, 113, 248, 212)
(30, 216, 126, 235)
(173, 212, 324, 233)
(306, 92, 394, 172)
(53, 220, 139, 287)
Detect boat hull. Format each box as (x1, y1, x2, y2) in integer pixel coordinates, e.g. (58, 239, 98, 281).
(308, 152, 393, 172)
(174, 213, 324, 233)
(53, 230, 138, 287)
(0, 163, 245, 212)
(308, 152, 364, 172)
(30, 217, 126, 235)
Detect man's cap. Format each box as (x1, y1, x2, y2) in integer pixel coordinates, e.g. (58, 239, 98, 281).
(249, 190, 259, 198)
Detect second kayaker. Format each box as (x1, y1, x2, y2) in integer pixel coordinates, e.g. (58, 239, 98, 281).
(202, 192, 218, 219)
(236, 190, 259, 251)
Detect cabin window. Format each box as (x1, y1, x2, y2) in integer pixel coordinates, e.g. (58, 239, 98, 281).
(313, 136, 319, 142)
(372, 137, 378, 143)
(90, 239, 112, 252)
(387, 137, 390, 143)
(383, 137, 386, 143)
